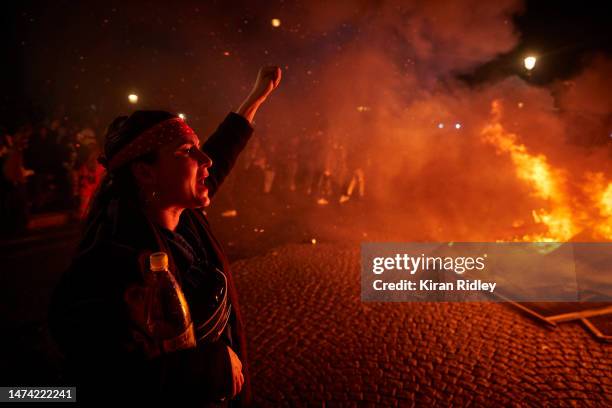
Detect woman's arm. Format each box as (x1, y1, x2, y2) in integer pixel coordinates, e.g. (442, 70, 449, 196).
(202, 66, 282, 197)
(236, 66, 282, 123)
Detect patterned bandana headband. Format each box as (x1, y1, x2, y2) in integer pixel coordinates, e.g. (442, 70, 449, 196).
(105, 117, 196, 171)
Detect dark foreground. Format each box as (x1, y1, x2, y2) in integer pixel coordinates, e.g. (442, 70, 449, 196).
(1, 197, 610, 406)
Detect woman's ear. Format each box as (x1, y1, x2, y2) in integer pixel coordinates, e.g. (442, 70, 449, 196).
(131, 161, 157, 188)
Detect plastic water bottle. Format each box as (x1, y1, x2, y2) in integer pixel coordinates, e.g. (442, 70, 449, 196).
(146, 252, 196, 353)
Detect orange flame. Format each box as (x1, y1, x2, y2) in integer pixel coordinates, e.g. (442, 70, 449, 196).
(584, 172, 612, 240)
(480, 100, 611, 242)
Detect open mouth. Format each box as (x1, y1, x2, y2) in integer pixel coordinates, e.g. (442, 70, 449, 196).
(197, 177, 209, 193)
(197, 168, 209, 191)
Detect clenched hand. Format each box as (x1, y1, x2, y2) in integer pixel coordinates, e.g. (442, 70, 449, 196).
(227, 345, 244, 398)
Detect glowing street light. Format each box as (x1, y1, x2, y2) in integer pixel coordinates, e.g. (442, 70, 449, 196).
(178, 113, 186, 120)
(271, 18, 281, 28)
(455, 123, 462, 129)
(524, 56, 537, 71)
(128, 93, 138, 104)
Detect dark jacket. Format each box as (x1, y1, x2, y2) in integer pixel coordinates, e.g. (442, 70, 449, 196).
(49, 113, 253, 406)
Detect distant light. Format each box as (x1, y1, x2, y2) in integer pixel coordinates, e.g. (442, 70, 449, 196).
(128, 94, 138, 104)
(222, 51, 230, 56)
(524, 56, 537, 71)
(178, 113, 186, 120)
(437, 123, 444, 129)
(518, 102, 524, 108)
(455, 123, 462, 129)
(271, 18, 281, 28)
(356, 106, 371, 112)
(311, 238, 317, 244)
(221, 209, 237, 217)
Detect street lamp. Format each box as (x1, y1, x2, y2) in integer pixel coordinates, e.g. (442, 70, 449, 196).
(271, 18, 281, 28)
(128, 93, 138, 104)
(524, 56, 537, 71)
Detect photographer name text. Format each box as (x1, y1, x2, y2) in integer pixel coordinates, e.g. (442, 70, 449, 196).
(373, 279, 496, 293)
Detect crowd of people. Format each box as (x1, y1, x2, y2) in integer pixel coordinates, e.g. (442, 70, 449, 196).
(236, 129, 368, 207)
(0, 117, 105, 234)
(0, 113, 369, 236)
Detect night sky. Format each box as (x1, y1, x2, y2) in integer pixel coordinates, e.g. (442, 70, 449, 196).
(471, 0, 612, 84)
(1, 0, 611, 241)
(3, 0, 610, 130)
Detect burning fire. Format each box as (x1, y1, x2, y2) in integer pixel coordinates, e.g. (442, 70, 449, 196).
(585, 172, 612, 239)
(480, 100, 611, 242)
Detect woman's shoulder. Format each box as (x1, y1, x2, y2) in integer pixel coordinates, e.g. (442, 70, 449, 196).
(72, 203, 159, 283)
(76, 239, 139, 263)
(65, 239, 147, 291)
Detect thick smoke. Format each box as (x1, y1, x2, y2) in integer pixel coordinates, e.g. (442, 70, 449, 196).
(277, 0, 611, 241)
(17, 0, 611, 241)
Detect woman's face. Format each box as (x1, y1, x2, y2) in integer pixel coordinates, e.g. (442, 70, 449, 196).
(151, 130, 213, 209)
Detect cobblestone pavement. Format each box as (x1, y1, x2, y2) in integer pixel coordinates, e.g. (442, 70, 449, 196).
(233, 243, 612, 407)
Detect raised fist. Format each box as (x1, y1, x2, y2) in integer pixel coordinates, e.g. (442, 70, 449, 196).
(249, 66, 282, 103)
(236, 66, 282, 123)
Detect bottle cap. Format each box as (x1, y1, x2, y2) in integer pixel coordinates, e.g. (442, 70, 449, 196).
(150, 252, 169, 272)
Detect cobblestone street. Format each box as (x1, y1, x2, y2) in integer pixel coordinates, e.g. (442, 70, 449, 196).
(233, 243, 612, 407)
(1, 204, 610, 405)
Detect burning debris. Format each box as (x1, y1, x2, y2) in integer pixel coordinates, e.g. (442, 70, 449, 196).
(481, 100, 611, 242)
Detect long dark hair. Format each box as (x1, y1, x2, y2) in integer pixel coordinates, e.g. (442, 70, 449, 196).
(78, 111, 177, 252)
